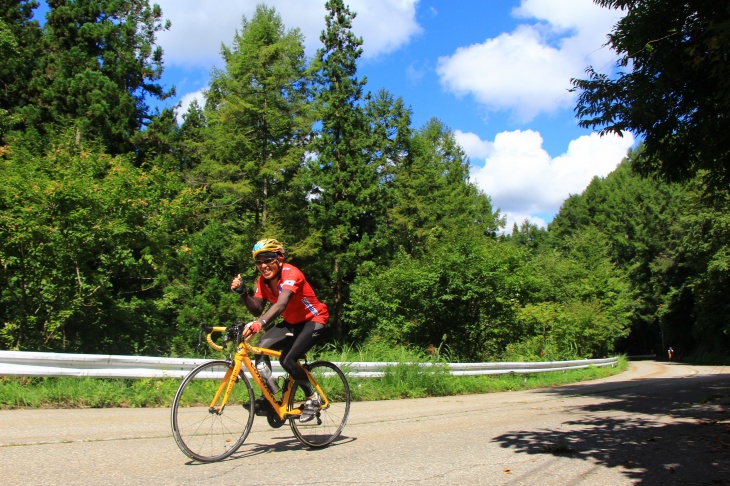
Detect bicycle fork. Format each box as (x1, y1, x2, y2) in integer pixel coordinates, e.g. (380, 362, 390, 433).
(208, 357, 243, 415)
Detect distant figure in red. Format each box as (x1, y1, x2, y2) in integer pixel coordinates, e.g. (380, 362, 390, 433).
(667, 346, 674, 361)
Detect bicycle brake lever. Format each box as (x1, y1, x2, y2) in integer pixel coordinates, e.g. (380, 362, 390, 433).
(197, 322, 207, 349)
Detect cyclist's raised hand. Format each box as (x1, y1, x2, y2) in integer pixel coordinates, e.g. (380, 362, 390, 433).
(231, 274, 245, 294)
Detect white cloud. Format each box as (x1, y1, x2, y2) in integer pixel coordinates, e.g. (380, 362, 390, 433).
(176, 89, 206, 124)
(503, 212, 548, 233)
(454, 130, 494, 160)
(436, 0, 624, 122)
(155, 0, 421, 69)
(467, 129, 635, 228)
(437, 26, 575, 122)
(154, 1, 245, 69)
(155, 0, 422, 118)
(512, 0, 618, 34)
(350, 0, 422, 60)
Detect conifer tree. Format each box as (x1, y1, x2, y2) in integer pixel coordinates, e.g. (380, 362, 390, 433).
(363, 89, 414, 259)
(0, 0, 41, 142)
(201, 4, 310, 235)
(177, 99, 207, 173)
(390, 118, 500, 255)
(24, 0, 172, 155)
(307, 0, 374, 338)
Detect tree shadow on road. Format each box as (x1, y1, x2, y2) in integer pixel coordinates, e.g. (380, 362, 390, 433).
(492, 372, 730, 484)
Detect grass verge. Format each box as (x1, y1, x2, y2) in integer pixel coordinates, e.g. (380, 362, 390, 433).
(0, 356, 627, 410)
(346, 357, 627, 401)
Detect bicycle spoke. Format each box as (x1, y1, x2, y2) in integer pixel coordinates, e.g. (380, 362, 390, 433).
(171, 361, 255, 462)
(289, 361, 350, 448)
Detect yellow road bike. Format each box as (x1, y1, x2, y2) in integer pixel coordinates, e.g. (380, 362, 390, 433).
(171, 323, 351, 462)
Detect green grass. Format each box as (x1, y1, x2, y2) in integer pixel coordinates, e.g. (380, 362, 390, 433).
(0, 376, 182, 409)
(344, 358, 628, 401)
(0, 352, 628, 409)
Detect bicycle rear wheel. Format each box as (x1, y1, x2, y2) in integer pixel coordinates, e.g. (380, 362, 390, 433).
(289, 361, 350, 448)
(171, 360, 255, 462)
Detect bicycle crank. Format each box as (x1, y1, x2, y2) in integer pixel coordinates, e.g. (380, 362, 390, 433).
(267, 408, 286, 428)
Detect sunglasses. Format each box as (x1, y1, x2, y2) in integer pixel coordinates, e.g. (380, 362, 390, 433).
(254, 256, 278, 267)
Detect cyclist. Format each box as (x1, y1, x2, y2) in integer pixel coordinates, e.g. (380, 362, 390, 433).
(230, 238, 329, 422)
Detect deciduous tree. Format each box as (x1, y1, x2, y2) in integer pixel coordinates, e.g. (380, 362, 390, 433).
(0, 137, 201, 352)
(572, 0, 730, 186)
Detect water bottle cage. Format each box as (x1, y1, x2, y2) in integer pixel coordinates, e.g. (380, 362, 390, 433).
(256, 363, 280, 394)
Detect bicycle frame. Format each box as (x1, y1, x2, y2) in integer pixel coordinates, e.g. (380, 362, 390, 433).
(205, 326, 329, 421)
(172, 324, 351, 461)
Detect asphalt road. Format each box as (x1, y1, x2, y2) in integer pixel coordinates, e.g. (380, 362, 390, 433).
(1, 360, 728, 485)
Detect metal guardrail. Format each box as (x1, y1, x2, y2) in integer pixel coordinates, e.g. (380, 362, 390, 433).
(0, 351, 618, 379)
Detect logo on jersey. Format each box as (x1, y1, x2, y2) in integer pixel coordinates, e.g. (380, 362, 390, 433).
(302, 297, 319, 315)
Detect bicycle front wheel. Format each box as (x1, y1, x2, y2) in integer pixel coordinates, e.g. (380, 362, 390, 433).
(289, 361, 351, 448)
(171, 360, 255, 462)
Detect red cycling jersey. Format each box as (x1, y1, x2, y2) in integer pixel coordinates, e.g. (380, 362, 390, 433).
(254, 263, 329, 325)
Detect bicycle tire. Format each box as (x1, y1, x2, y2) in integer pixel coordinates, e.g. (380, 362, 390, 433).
(171, 360, 255, 462)
(288, 361, 350, 448)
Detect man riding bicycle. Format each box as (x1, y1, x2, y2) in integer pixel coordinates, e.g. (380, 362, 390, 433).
(230, 238, 328, 422)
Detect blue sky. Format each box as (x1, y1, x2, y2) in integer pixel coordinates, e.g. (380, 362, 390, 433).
(36, 0, 637, 230)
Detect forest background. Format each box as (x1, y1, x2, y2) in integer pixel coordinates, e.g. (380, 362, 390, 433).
(1, 0, 728, 363)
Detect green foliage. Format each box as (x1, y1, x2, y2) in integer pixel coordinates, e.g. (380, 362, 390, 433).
(573, 0, 730, 186)
(15, 0, 172, 155)
(676, 179, 730, 351)
(548, 154, 730, 354)
(346, 218, 633, 362)
(0, 376, 179, 408)
(389, 118, 501, 256)
(1, 0, 725, 362)
(167, 220, 250, 356)
(362, 89, 413, 259)
(549, 157, 681, 343)
(0, 136, 201, 353)
(317, 336, 457, 365)
(345, 231, 527, 361)
(503, 220, 549, 254)
(201, 4, 311, 232)
(305, 0, 373, 338)
(518, 230, 632, 359)
(0, 1, 41, 144)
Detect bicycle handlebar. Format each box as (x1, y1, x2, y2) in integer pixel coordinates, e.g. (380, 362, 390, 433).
(198, 322, 292, 361)
(198, 323, 228, 352)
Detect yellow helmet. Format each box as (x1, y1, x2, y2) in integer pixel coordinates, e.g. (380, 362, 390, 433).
(252, 238, 285, 259)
